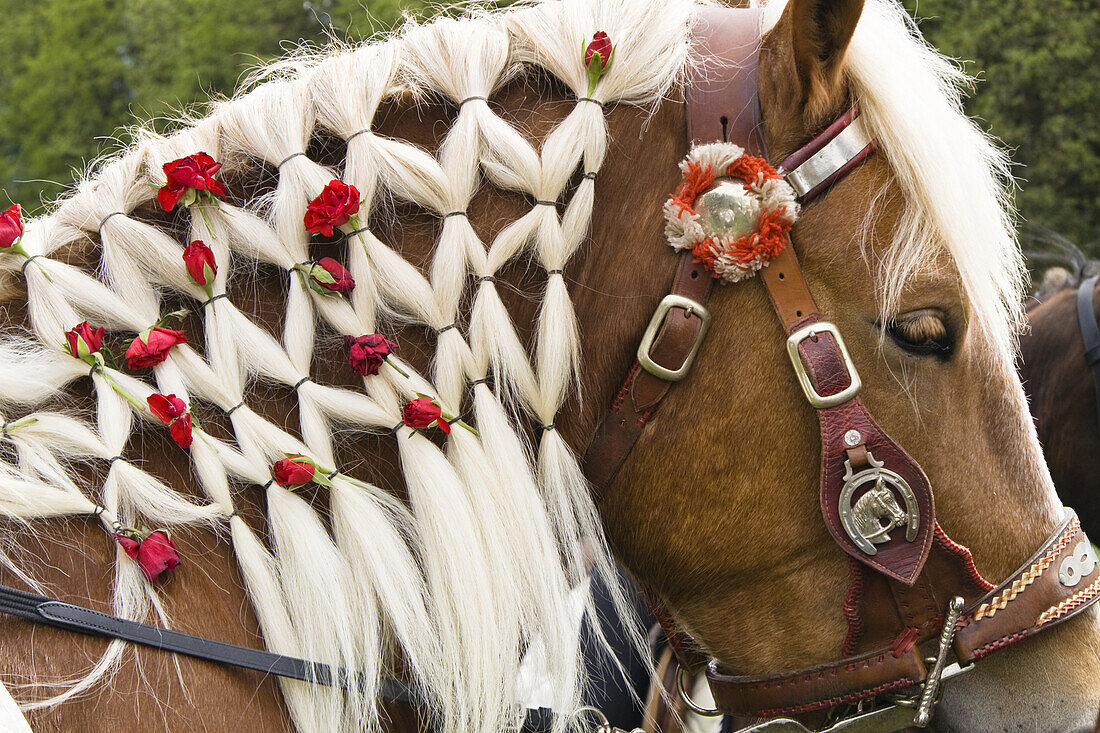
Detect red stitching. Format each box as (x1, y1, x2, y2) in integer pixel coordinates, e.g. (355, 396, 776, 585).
(971, 630, 1029, 661)
(934, 521, 995, 592)
(611, 362, 640, 412)
(841, 554, 863, 656)
(753, 677, 916, 717)
(890, 627, 919, 658)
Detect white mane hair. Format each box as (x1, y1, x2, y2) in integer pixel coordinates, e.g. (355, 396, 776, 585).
(762, 0, 1026, 360)
(0, 1, 694, 731)
(0, 0, 1026, 730)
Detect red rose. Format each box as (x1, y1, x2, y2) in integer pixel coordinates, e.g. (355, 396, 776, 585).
(125, 327, 187, 370)
(65, 321, 105, 360)
(304, 180, 360, 237)
(182, 240, 217, 287)
(273, 455, 315, 488)
(148, 393, 187, 423)
(306, 257, 355, 295)
(584, 31, 613, 70)
(345, 333, 396, 376)
(402, 396, 449, 434)
(147, 393, 193, 448)
(169, 413, 194, 449)
(0, 204, 22, 250)
(113, 529, 181, 583)
(158, 153, 226, 211)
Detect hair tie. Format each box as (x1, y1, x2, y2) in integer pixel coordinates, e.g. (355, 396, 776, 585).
(390, 421, 405, 435)
(436, 323, 458, 336)
(261, 479, 274, 490)
(537, 423, 557, 432)
(346, 226, 370, 239)
(535, 200, 558, 207)
(345, 128, 372, 144)
(88, 362, 102, 379)
(582, 171, 598, 181)
(477, 275, 496, 284)
(443, 211, 468, 219)
(470, 377, 490, 387)
(291, 376, 311, 391)
(277, 152, 307, 168)
(227, 510, 239, 519)
(326, 469, 340, 480)
(547, 269, 564, 276)
(577, 97, 606, 108)
(20, 255, 43, 277)
(92, 504, 107, 518)
(0, 422, 10, 440)
(97, 211, 127, 235)
(226, 401, 245, 416)
(201, 293, 229, 308)
(107, 455, 125, 466)
(459, 95, 487, 108)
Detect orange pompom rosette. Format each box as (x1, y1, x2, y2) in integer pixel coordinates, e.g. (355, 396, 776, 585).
(663, 142, 799, 283)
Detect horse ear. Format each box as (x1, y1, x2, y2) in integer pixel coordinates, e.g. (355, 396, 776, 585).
(787, 0, 864, 122)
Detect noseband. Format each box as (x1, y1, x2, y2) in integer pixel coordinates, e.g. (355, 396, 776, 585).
(583, 7, 1100, 731)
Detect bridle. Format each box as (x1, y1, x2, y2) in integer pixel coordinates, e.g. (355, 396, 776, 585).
(582, 7, 1100, 732)
(1076, 275, 1100, 441)
(0, 9, 1096, 733)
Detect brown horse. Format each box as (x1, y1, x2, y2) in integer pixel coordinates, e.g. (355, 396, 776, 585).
(0, 0, 1097, 731)
(1020, 267, 1100, 541)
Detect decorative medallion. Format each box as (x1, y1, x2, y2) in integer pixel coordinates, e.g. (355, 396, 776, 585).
(663, 142, 799, 283)
(838, 451, 920, 556)
(1058, 541, 1098, 587)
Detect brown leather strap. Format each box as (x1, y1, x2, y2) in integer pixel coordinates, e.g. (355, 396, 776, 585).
(582, 254, 713, 502)
(955, 509, 1099, 664)
(706, 645, 926, 718)
(582, 7, 766, 504)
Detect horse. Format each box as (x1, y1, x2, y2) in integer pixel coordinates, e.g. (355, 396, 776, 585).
(0, 0, 1097, 731)
(1020, 262, 1100, 541)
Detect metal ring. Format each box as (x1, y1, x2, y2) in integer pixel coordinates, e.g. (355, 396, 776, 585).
(571, 705, 611, 732)
(676, 667, 722, 717)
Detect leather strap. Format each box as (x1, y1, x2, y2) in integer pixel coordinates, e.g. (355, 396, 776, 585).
(0, 583, 560, 732)
(1076, 276, 1100, 440)
(582, 7, 766, 504)
(954, 509, 1099, 664)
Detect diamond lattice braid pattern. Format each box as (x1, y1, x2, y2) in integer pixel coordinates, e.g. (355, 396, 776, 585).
(0, 1, 696, 731)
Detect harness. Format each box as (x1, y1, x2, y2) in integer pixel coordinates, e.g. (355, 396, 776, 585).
(1076, 275, 1100, 438)
(583, 7, 1100, 731)
(0, 9, 1096, 733)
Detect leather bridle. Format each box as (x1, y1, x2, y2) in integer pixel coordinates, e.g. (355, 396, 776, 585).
(582, 7, 1100, 731)
(1076, 275, 1100, 440)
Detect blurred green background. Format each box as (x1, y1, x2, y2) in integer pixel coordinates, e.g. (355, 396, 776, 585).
(0, 0, 1096, 258)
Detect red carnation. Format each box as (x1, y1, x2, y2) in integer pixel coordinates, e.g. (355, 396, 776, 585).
(273, 455, 316, 488)
(306, 257, 355, 295)
(125, 327, 187, 370)
(402, 396, 449, 434)
(158, 153, 226, 212)
(345, 333, 396, 377)
(583, 32, 614, 96)
(113, 529, 181, 583)
(304, 180, 360, 237)
(65, 321, 105, 361)
(182, 240, 217, 289)
(147, 393, 193, 449)
(0, 204, 23, 250)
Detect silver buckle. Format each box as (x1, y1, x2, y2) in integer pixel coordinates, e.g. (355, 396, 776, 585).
(636, 294, 711, 382)
(785, 321, 862, 408)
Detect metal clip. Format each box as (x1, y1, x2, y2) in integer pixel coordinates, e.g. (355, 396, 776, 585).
(785, 321, 861, 408)
(636, 294, 711, 381)
(914, 596, 966, 726)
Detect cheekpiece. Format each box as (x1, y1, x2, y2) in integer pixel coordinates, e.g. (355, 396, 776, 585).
(663, 142, 799, 283)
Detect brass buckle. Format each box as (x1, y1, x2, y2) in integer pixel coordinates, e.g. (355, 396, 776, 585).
(785, 321, 862, 408)
(636, 294, 711, 382)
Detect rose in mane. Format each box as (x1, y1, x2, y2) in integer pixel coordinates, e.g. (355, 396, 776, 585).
(273, 455, 316, 488)
(304, 257, 355, 295)
(147, 393, 194, 449)
(158, 153, 226, 212)
(64, 322, 105, 362)
(402, 396, 450, 434)
(346, 333, 397, 376)
(304, 180, 360, 237)
(0, 204, 23, 251)
(113, 529, 181, 583)
(125, 327, 186, 370)
(183, 240, 217, 292)
(584, 32, 614, 95)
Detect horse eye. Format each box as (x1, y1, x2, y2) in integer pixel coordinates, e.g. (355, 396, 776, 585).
(885, 309, 953, 358)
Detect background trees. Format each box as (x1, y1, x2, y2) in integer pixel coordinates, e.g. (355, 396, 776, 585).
(1, 0, 1096, 256)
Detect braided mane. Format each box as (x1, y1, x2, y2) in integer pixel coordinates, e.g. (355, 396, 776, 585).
(0, 1, 694, 730)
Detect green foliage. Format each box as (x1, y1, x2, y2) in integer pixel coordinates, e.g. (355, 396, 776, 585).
(1, 0, 1096, 259)
(0, 0, 427, 213)
(905, 0, 1100, 256)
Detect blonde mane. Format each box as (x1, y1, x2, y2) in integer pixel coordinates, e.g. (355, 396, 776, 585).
(0, 0, 1024, 731)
